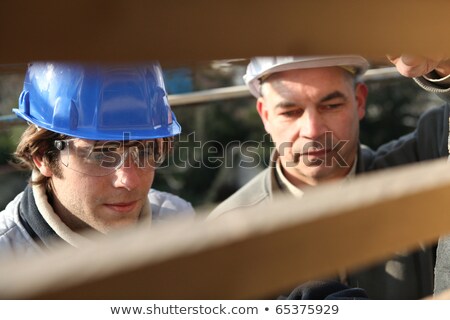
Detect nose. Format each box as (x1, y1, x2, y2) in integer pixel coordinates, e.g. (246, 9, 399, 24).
(298, 108, 327, 140)
(113, 157, 141, 191)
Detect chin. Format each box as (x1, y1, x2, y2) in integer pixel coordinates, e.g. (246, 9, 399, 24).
(98, 218, 139, 234)
(303, 166, 337, 180)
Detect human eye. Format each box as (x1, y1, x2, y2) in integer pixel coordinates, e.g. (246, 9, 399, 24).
(327, 103, 343, 109)
(87, 150, 121, 168)
(139, 148, 163, 166)
(136, 149, 149, 164)
(279, 108, 303, 118)
(85, 151, 104, 163)
(320, 102, 344, 111)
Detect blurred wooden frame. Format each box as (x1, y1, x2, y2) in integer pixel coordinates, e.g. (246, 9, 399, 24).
(1, 0, 450, 299)
(1, 159, 450, 299)
(0, 0, 449, 65)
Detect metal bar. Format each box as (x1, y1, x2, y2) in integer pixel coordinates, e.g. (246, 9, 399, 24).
(0, 67, 402, 127)
(0, 114, 26, 128)
(168, 85, 250, 106)
(168, 67, 401, 106)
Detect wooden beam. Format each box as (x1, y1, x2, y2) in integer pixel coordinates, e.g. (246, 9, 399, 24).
(1, 1, 449, 64)
(1, 158, 450, 299)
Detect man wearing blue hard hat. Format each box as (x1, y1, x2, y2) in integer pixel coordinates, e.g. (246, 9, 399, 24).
(210, 55, 450, 299)
(0, 62, 194, 256)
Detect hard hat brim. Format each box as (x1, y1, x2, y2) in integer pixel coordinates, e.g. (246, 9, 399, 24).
(244, 55, 370, 98)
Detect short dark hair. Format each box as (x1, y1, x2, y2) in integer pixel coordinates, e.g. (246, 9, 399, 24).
(13, 125, 69, 187)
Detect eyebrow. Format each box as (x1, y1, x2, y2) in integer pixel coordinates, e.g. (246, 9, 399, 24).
(92, 141, 121, 150)
(274, 90, 348, 110)
(319, 91, 348, 103)
(274, 101, 298, 110)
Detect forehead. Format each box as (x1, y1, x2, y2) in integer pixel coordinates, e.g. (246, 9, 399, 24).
(262, 66, 354, 96)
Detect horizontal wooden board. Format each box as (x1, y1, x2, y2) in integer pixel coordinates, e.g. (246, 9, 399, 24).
(0, 1, 449, 64)
(1, 158, 450, 299)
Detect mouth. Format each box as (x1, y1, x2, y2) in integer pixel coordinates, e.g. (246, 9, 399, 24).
(104, 200, 139, 213)
(295, 148, 330, 157)
(292, 148, 331, 164)
(304, 149, 330, 156)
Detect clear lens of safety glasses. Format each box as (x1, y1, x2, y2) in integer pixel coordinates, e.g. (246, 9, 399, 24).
(54, 139, 163, 177)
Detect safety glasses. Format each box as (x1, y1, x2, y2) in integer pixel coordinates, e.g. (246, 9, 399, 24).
(53, 139, 165, 176)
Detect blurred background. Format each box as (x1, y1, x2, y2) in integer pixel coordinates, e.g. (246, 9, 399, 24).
(0, 59, 445, 213)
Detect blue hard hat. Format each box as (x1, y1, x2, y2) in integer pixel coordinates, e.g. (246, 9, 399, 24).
(13, 62, 181, 140)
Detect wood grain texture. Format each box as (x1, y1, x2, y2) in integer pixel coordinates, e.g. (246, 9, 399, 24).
(1, 159, 450, 299)
(0, 1, 449, 64)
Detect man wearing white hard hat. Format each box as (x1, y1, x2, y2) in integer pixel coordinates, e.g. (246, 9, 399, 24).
(210, 55, 450, 299)
(0, 62, 194, 259)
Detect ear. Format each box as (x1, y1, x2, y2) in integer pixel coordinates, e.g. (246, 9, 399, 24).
(355, 82, 368, 120)
(256, 98, 271, 133)
(32, 155, 53, 177)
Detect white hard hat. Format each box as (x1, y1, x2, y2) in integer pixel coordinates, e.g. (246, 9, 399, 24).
(244, 55, 370, 98)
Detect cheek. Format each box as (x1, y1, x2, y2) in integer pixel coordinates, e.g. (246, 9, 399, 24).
(331, 111, 360, 141)
(272, 126, 303, 157)
(272, 127, 299, 153)
(70, 178, 96, 204)
(50, 172, 97, 211)
(269, 117, 298, 139)
(64, 173, 104, 199)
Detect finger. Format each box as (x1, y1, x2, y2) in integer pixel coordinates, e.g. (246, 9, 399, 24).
(386, 54, 400, 64)
(398, 55, 426, 67)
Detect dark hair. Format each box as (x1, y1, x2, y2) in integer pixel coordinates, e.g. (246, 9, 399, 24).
(13, 125, 69, 187)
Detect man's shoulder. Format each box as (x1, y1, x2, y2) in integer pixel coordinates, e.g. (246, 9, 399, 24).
(149, 189, 195, 221)
(0, 192, 24, 236)
(0, 191, 40, 259)
(365, 104, 449, 172)
(418, 104, 448, 126)
(209, 168, 272, 219)
(356, 144, 375, 173)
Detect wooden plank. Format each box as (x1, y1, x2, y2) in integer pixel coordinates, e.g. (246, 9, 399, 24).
(1, 158, 450, 299)
(0, 1, 449, 64)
